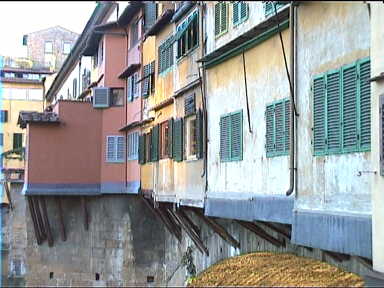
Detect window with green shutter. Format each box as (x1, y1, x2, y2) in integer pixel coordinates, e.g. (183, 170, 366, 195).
(265, 99, 290, 157)
(263, 1, 288, 17)
(173, 118, 184, 162)
(312, 57, 371, 156)
(220, 110, 243, 162)
(158, 35, 174, 74)
(176, 10, 199, 59)
(233, 2, 248, 26)
(139, 134, 146, 164)
(151, 125, 160, 161)
(215, 2, 228, 37)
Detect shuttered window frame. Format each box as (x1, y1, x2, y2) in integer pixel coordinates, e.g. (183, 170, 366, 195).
(233, 1, 249, 27)
(265, 98, 290, 158)
(220, 110, 243, 162)
(263, 1, 288, 18)
(214, 2, 228, 38)
(106, 135, 125, 163)
(312, 57, 371, 156)
(158, 35, 174, 75)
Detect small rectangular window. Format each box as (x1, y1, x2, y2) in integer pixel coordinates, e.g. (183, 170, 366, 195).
(0, 110, 8, 123)
(13, 133, 23, 150)
(106, 136, 125, 163)
(110, 88, 124, 106)
(160, 121, 169, 159)
(45, 41, 53, 54)
(63, 42, 71, 54)
(131, 19, 139, 48)
(158, 35, 174, 74)
(145, 133, 152, 162)
(214, 2, 228, 37)
(233, 2, 248, 26)
(176, 10, 199, 59)
(0, 133, 3, 146)
(185, 115, 197, 158)
(127, 132, 139, 160)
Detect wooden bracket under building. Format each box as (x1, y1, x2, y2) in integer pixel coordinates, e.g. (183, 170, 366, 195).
(141, 196, 182, 242)
(190, 208, 240, 249)
(33, 196, 47, 241)
(236, 220, 285, 247)
(57, 197, 66, 241)
(257, 221, 291, 239)
(323, 250, 351, 263)
(81, 197, 89, 231)
(40, 196, 54, 247)
(27, 196, 43, 245)
(172, 209, 209, 256)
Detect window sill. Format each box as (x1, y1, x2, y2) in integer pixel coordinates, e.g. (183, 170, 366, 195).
(313, 147, 371, 157)
(106, 160, 125, 163)
(266, 152, 289, 158)
(215, 29, 228, 40)
(186, 156, 199, 162)
(127, 158, 138, 162)
(233, 16, 249, 28)
(159, 65, 174, 77)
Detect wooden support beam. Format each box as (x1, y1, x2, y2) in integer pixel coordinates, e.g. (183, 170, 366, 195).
(324, 250, 350, 262)
(81, 197, 89, 231)
(176, 209, 200, 236)
(257, 221, 291, 239)
(191, 208, 240, 249)
(237, 220, 285, 247)
(173, 209, 209, 256)
(141, 197, 182, 242)
(56, 197, 66, 241)
(356, 256, 373, 268)
(40, 196, 54, 247)
(33, 196, 47, 241)
(27, 196, 42, 245)
(158, 207, 182, 242)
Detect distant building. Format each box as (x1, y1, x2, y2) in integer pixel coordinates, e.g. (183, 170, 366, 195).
(0, 56, 53, 181)
(23, 26, 78, 72)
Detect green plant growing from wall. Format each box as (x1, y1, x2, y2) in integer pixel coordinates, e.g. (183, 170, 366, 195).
(182, 246, 197, 283)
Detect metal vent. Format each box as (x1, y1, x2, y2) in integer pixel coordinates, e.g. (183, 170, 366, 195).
(93, 87, 110, 108)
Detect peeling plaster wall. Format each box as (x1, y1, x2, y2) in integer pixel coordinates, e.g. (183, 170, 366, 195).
(295, 2, 371, 214)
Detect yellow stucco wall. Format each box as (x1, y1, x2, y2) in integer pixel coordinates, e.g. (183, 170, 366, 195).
(2, 81, 44, 170)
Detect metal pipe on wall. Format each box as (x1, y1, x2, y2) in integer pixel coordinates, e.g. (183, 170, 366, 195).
(286, 2, 296, 197)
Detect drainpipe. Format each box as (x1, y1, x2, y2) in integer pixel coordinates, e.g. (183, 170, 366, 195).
(286, 2, 296, 197)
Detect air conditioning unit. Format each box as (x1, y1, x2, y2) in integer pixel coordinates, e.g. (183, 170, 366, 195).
(93, 87, 110, 108)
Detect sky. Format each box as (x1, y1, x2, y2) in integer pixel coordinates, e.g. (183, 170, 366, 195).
(0, 1, 98, 57)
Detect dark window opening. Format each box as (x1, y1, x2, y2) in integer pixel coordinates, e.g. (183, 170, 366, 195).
(95, 273, 100, 281)
(13, 133, 23, 150)
(110, 88, 124, 106)
(147, 276, 154, 283)
(49, 272, 54, 279)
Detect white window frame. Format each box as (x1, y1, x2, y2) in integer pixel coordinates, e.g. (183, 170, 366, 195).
(63, 42, 71, 54)
(133, 72, 139, 99)
(45, 41, 53, 54)
(127, 132, 139, 160)
(106, 136, 125, 163)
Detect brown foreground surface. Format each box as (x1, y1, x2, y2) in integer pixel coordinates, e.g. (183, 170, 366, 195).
(188, 252, 364, 287)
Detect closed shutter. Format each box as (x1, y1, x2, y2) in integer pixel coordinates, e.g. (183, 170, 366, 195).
(359, 59, 371, 149)
(342, 64, 358, 150)
(93, 87, 110, 108)
(196, 109, 204, 159)
(106, 136, 116, 162)
(220, 115, 231, 161)
(220, 2, 227, 34)
(275, 102, 284, 153)
(168, 118, 174, 159)
(313, 76, 326, 154)
(240, 2, 248, 21)
(144, 2, 157, 31)
(327, 70, 341, 152)
(0, 110, 8, 123)
(284, 100, 290, 152)
(116, 136, 125, 162)
(139, 135, 146, 164)
(233, 2, 240, 25)
(142, 64, 150, 98)
(266, 105, 274, 154)
(264, 1, 273, 16)
(151, 125, 159, 161)
(173, 118, 184, 162)
(127, 76, 132, 102)
(184, 93, 196, 116)
(147, 131, 152, 162)
(214, 3, 221, 36)
(150, 61, 155, 93)
(231, 111, 243, 160)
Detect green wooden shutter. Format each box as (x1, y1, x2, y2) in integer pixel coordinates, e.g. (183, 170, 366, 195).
(264, 1, 273, 16)
(173, 118, 184, 162)
(150, 61, 155, 93)
(142, 64, 150, 98)
(151, 125, 159, 161)
(284, 99, 290, 152)
(233, 2, 240, 25)
(231, 111, 243, 160)
(214, 3, 221, 36)
(313, 76, 326, 154)
(144, 2, 157, 31)
(359, 58, 371, 150)
(275, 102, 284, 153)
(147, 131, 152, 162)
(139, 135, 146, 164)
(220, 115, 231, 161)
(326, 70, 341, 152)
(220, 2, 227, 34)
(266, 104, 275, 155)
(342, 64, 358, 150)
(196, 109, 204, 159)
(240, 2, 248, 21)
(168, 118, 174, 159)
